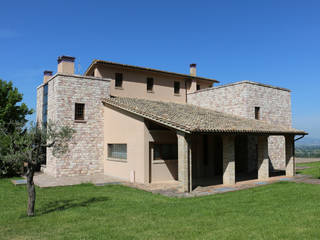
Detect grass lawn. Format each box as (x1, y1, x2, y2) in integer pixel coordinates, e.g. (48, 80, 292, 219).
(1, 179, 320, 240)
(297, 161, 320, 179)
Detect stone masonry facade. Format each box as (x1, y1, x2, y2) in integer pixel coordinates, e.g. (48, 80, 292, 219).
(187, 81, 292, 170)
(37, 74, 110, 177)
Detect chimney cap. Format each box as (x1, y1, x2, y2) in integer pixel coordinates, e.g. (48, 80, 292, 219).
(190, 63, 196, 68)
(43, 70, 53, 76)
(57, 55, 75, 63)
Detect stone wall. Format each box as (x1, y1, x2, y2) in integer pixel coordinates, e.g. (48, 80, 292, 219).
(188, 81, 292, 169)
(36, 87, 43, 123)
(38, 74, 111, 177)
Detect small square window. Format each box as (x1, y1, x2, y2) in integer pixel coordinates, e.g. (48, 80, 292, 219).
(147, 77, 154, 92)
(174, 81, 180, 94)
(75, 103, 85, 120)
(115, 73, 123, 88)
(255, 107, 260, 120)
(108, 144, 127, 160)
(197, 84, 200, 91)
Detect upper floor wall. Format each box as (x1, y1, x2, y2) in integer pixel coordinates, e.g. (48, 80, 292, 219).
(85, 62, 215, 103)
(187, 81, 292, 127)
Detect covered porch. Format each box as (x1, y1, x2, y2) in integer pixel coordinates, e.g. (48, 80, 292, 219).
(177, 132, 297, 192)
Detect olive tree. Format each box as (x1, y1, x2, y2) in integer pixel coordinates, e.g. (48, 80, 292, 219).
(0, 121, 75, 216)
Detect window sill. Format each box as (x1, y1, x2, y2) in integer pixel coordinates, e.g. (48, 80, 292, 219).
(107, 158, 127, 163)
(174, 93, 181, 96)
(153, 159, 178, 164)
(74, 120, 87, 123)
(115, 87, 124, 90)
(147, 90, 154, 93)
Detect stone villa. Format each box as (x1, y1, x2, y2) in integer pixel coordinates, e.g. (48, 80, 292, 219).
(36, 56, 307, 192)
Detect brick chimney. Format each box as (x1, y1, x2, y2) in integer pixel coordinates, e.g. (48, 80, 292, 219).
(190, 63, 196, 76)
(43, 70, 53, 84)
(57, 55, 75, 74)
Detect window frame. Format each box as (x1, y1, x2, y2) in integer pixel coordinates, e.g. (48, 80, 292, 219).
(174, 81, 180, 95)
(74, 103, 85, 121)
(115, 73, 123, 88)
(147, 77, 154, 92)
(107, 144, 127, 162)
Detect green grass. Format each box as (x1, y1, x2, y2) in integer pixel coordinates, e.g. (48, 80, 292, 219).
(297, 161, 320, 179)
(1, 179, 320, 240)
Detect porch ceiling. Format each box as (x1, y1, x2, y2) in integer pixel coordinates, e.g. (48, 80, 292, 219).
(102, 97, 307, 135)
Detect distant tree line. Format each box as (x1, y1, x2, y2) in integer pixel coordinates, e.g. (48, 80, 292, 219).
(295, 145, 320, 158)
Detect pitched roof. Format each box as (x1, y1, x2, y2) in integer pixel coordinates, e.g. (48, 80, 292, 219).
(85, 59, 219, 83)
(102, 97, 307, 135)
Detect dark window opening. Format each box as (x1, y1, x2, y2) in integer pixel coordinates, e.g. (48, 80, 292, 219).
(197, 84, 200, 91)
(108, 144, 127, 160)
(147, 77, 154, 92)
(174, 81, 180, 94)
(255, 107, 260, 120)
(154, 144, 178, 160)
(115, 73, 123, 88)
(75, 103, 85, 120)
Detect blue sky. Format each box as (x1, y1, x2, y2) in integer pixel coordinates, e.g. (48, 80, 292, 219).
(0, 0, 319, 138)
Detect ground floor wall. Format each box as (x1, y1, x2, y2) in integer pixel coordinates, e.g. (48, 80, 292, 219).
(247, 135, 286, 171)
(103, 105, 179, 184)
(147, 130, 178, 182)
(103, 106, 147, 183)
(268, 136, 286, 169)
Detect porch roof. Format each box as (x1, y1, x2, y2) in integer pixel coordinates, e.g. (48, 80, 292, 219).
(102, 97, 307, 135)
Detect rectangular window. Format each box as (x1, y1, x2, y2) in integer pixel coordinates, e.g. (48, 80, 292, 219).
(75, 103, 85, 120)
(147, 77, 154, 92)
(108, 144, 127, 160)
(255, 107, 260, 120)
(154, 144, 178, 160)
(197, 84, 200, 91)
(115, 73, 123, 88)
(174, 81, 180, 94)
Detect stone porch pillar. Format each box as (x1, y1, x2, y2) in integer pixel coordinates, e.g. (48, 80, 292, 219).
(258, 136, 269, 180)
(177, 131, 192, 192)
(285, 135, 295, 177)
(222, 135, 235, 185)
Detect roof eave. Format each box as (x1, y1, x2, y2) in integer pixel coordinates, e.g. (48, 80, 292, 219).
(85, 59, 219, 83)
(191, 129, 308, 135)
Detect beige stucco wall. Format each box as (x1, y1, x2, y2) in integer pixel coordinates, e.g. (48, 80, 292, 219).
(103, 104, 179, 183)
(103, 105, 148, 183)
(95, 65, 187, 103)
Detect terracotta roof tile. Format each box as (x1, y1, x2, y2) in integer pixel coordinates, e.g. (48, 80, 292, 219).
(102, 97, 307, 135)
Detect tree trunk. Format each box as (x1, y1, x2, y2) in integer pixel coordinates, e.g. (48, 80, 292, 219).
(26, 166, 36, 217)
